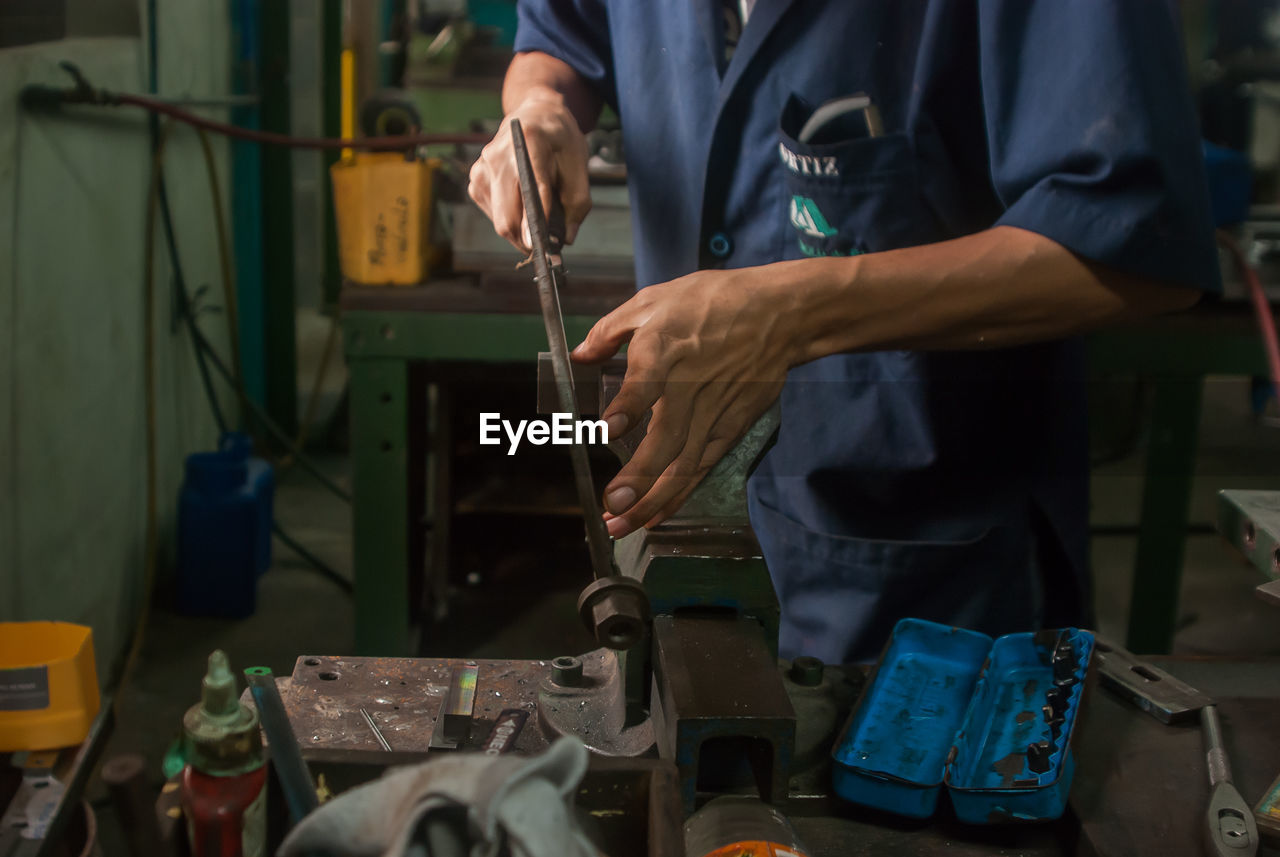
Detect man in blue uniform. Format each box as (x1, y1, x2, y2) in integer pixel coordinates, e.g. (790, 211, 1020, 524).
(468, 1, 1220, 663)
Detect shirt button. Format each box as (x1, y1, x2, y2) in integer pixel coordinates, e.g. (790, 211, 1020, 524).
(707, 232, 733, 258)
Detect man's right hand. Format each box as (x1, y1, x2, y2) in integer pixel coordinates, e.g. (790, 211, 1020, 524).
(467, 87, 592, 254)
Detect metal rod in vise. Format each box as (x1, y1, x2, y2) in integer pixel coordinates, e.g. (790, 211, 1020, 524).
(509, 118, 617, 581)
(244, 667, 320, 826)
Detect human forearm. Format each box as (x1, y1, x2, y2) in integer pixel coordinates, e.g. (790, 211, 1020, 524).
(503, 52, 602, 134)
(775, 226, 1201, 364)
(572, 225, 1203, 536)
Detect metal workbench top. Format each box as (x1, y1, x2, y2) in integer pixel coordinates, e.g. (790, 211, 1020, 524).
(282, 654, 1279, 856)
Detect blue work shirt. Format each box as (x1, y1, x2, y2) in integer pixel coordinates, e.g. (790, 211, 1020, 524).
(516, 1, 1220, 662)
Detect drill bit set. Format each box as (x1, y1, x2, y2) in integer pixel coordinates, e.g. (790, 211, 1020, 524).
(1021, 630, 1086, 780)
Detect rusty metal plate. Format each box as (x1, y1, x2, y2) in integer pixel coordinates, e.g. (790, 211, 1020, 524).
(284, 655, 547, 757)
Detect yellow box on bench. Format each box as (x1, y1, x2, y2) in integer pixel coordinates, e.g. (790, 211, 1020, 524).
(330, 152, 443, 286)
(0, 622, 100, 751)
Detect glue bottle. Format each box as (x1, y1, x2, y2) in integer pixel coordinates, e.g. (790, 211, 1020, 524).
(684, 796, 812, 857)
(180, 650, 267, 857)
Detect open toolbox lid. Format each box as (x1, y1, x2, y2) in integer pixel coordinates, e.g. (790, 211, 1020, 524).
(830, 618, 1094, 823)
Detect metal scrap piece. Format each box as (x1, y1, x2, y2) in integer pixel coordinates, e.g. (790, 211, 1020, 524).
(1094, 639, 1213, 725)
(360, 707, 392, 752)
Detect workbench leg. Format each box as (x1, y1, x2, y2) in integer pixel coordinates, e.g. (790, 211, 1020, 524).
(350, 357, 413, 655)
(425, 381, 453, 623)
(1125, 375, 1203, 654)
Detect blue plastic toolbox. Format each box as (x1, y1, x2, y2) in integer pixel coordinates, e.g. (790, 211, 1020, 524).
(831, 618, 1094, 823)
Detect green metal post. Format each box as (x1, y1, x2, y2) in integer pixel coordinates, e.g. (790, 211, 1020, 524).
(1125, 376, 1204, 653)
(350, 356, 413, 654)
(321, 0, 343, 309)
(258, 2, 298, 437)
(229, 0, 266, 411)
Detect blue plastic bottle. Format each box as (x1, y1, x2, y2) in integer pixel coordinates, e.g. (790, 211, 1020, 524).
(176, 434, 275, 618)
(216, 433, 275, 576)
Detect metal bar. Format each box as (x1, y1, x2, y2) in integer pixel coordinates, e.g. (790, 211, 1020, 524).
(350, 357, 413, 654)
(245, 667, 320, 824)
(441, 663, 479, 745)
(1093, 638, 1213, 725)
(1125, 376, 1203, 653)
(360, 707, 393, 751)
(509, 118, 616, 582)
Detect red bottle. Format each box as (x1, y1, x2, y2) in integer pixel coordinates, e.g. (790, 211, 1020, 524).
(180, 651, 267, 857)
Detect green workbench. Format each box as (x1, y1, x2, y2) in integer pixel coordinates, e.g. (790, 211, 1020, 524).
(1086, 304, 1268, 652)
(342, 275, 632, 654)
(343, 285, 1268, 656)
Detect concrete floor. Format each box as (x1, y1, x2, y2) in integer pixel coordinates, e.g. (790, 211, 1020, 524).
(87, 374, 1280, 851)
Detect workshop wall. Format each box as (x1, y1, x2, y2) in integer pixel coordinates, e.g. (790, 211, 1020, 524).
(0, 4, 235, 679)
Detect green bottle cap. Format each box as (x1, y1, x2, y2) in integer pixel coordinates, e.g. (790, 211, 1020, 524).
(201, 650, 240, 717)
(183, 650, 263, 776)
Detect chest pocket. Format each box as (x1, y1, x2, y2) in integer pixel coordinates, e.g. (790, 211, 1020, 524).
(777, 94, 942, 260)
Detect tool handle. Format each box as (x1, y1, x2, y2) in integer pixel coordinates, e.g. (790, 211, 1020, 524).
(244, 667, 320, 824)
(1202, 705, 1233, 786)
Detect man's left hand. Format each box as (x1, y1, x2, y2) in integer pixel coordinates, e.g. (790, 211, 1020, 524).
(568, 227, 1202, 540)
(571, 268, 797, 538)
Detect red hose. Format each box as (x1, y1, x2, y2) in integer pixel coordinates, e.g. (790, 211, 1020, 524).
(1218, 229, 1280, 402)
(112, 91, 490, 150)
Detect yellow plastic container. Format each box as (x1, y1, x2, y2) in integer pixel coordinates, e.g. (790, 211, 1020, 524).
(0, 622, 100, 751)
(330, 152, 443, 286)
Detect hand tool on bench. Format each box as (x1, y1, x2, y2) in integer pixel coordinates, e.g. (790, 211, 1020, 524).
(1202, 703, 1260, 857)
(245, 666, 320, 825)
(509, 117, 649, 652)
(1094, 640, 1258, 856)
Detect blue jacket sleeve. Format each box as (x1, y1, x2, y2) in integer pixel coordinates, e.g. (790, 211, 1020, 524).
(979, 0, 1221, 292)
(514, 0, 617, 109)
